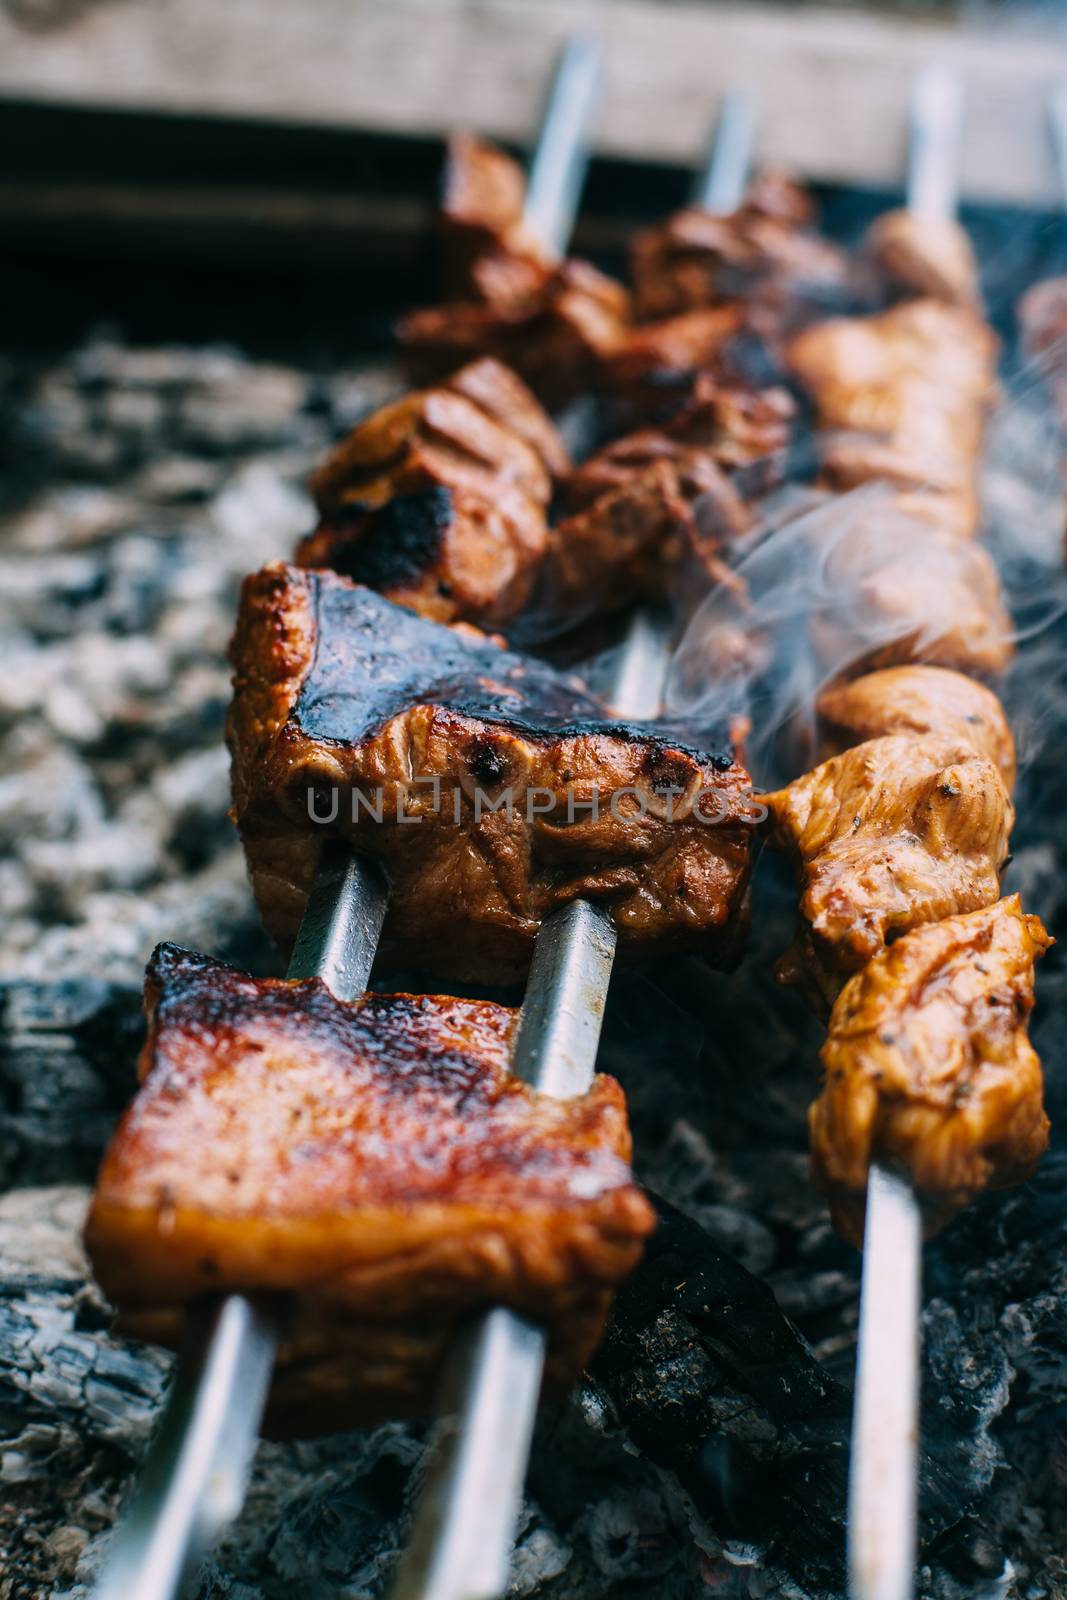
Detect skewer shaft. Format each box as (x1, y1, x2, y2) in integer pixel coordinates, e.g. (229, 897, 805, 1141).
(849, 67, 965, 1600)
(93, 847, 389, 1600)
(393, 94, 754, 1600)
(693, 91, 757, 213)
(391, 901, 616, 1600)
(524, 36, 601, 258)
(1047, 84, 1067, 210)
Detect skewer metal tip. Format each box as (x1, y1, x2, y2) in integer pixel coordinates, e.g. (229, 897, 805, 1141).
(908, 66, 964, 222)
(1046, 84, 1067, 212)
(523, 35, 602, 257)
(693, 91, 758, 214)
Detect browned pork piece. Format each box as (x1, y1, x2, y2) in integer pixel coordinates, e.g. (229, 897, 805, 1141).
(545, 451, 750, 621)
(816, 665, 1016, 790)
(763, 734, 1014, 1015)
(562, 374, 795, 511)
(296, 359, 566, 628)
(1019, 274, 1067, 434)
(85, 944, 655, 1435)
(787, 298, 999, 541)
(229, 564, 757, 984)
(809, 896, 1051, 1245)
(630, 169, 852, 322)
(862, 211, 982, 311)
(436, 131, 552, 304)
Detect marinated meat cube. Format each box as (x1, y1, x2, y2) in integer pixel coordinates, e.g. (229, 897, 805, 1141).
(228, 564, 757, 984)
(787, 299, 999, 541)
(85, 944, 655, 1434)
(816, 665, 1016, 790)
(630, 170, 851, 321)
(764, 734, 1014, 1015)
(811, 897, 1050, 1244)
(862, 211, 981, 311)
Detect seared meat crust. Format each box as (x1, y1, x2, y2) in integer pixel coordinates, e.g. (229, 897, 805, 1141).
(630, 172, 851, 321)
(764, 733, 1014, 1015)
(811, 897, 1051, 1245)
(788, 298, 999, 541)
(297, 360, 566, 627)
(816, 665, 1016, 790)
(228, 564, 757, 983)
(562, 377, 795, 511)
(436, 132, 550, 304)
(862, 211, 981, 311)
(85, 945, 655, 1434)
(546, 451, 750, 620)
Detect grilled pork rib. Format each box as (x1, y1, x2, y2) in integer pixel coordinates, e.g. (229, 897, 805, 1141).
(85, 944, 655, 1434)
(228, 563, 757, 983)
(811, 897, 1051, 1245)
(297, 359, 566, 627)
(764, 734, 1014, 1016)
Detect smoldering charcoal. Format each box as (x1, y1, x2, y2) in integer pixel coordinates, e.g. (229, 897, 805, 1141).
(3, 168, 1067, 1600)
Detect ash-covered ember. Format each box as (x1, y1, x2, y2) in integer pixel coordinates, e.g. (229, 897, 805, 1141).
(0, 305, 1065, 1600)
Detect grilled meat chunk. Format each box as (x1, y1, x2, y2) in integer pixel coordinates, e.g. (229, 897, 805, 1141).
(816, 666, 1016, 790)
(229, 563, 757, 983)
(630, 170, 851, 321)
(788, 299, 999, 541)
(862, 211, 982, 311)
(297, 360, 565, 627)
(436, 132, 551, 304)
(811, 897, 1051, 1245)
(563, 376, 795, 511)
(400, 258, 634, 404)
(86, 944, 655, 1434)
(804, 493, 1014, 679)
(545, 451, 749, 621)
(764, 734, 1014, 1015)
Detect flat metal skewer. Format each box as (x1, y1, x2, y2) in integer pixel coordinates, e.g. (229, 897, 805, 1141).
(95, 37, 603, 1600)
(693, 91, 757, 213)
(1046, 83, 1067, 209)
(847, 67, 964, 1600)
(93, 849, 389, 1600)
(392, 93, 755, 1600)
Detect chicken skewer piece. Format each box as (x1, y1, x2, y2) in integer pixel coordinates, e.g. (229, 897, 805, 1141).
(389, 74, 758, 1600)
(93, 37, 603, 1600)
(847, 66, 964, 1600)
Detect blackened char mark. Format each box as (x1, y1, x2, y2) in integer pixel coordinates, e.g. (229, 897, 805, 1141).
(292, 574, 736, 767)
(325, 487, 453, 591)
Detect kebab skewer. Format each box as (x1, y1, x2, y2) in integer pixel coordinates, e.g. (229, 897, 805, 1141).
(88, 39, 609, 1600)
(757, 72, 1049, 1600)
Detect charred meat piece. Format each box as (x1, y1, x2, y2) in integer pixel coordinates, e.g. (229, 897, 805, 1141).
(811, 896, 1050, 1245)
(545, 451, 750, 621)
(816, 665, 1016, 790)
(562, 376, 795, 512)
(85, 944, 655, 1435)
(436, 131, 551, 305)
(764, 734, 1014, 1016)
(788, 299, 999, 541)
(804, 493, 1014, 679)
(228, 564, 757, 983)
(297, 360, 565, 627)
(862, 211, 982, 311)
(630, 169, 852, 322)
(400, 259, 634, 404)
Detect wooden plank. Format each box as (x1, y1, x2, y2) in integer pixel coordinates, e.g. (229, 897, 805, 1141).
(0, 0, 1064, 206)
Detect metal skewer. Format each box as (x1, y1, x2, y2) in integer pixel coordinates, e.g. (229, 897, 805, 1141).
(1046, 83, 1067, 209)
(693, 91, 757, 213)
(392, 94, 756, 1600)
(847, 67, 965, 1600)
(95, 36, 603, 1600)
(94, 849, 389, 1600)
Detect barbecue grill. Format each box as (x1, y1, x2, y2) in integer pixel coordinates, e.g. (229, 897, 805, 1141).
(1, 23, 1065, 1600)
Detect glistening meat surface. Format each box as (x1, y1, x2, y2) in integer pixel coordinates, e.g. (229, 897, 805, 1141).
(810, 896, 1051, 1245)
(228, 564, 758, 983)
(85, 945, 655, 1434)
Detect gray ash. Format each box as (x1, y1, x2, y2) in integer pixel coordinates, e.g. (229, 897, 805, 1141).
(1, 263, 1066, 1600)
